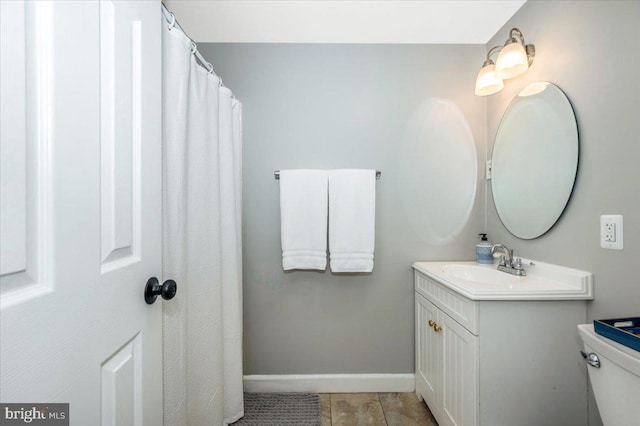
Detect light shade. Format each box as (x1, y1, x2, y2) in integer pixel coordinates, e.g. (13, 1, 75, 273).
(495, 42, 529, 79)
(475, 63, 504, 96)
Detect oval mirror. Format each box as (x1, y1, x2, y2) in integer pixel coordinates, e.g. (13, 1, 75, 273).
(491, 82, 578, 239)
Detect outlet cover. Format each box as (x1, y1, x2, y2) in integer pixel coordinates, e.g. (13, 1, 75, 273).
(600, 215, 623, 250)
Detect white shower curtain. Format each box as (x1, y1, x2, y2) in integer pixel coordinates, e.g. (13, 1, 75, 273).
(162, 19, 243, 426)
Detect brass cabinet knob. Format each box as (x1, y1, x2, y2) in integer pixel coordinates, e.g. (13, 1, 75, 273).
(427, 319, 442, 332)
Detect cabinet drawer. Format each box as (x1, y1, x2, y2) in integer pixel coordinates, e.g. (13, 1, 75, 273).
(415, 270, 479, 335)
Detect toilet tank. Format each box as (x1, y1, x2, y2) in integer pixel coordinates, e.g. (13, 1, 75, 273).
(578, 324, 640, 426)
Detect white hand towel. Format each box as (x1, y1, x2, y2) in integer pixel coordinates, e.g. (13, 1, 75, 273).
(279, 169, 328, 270)
(328, 169, 376, 273)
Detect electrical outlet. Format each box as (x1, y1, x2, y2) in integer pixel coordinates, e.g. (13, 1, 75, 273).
(601, 215, 623, 250)
(604, 222, 616, 242)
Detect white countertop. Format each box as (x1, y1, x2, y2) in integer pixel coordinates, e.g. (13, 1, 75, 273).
(413, 260, 594, 301)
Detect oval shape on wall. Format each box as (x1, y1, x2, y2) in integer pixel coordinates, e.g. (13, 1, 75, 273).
(398, 98, 477, 245)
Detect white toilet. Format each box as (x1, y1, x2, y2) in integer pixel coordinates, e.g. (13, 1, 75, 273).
(577, 324, 640, 426)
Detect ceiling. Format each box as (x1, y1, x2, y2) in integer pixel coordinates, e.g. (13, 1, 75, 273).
(163, 0, 527, 44)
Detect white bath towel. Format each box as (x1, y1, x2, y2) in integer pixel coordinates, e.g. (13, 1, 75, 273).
(328, 169, 376, 273)
(279, 169, 328, 270)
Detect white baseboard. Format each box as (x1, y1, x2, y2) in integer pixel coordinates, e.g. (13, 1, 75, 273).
(243, 373, 415, 393)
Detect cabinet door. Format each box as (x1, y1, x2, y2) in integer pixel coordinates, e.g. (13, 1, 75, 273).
(439, 312, 479, 426)
(415, 293, 441, 412)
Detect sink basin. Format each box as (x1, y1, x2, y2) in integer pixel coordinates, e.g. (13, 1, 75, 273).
(441, 264, 520, 285)
(413, 260, 593, 300)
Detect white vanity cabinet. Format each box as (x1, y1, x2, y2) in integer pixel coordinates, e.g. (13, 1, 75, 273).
(413, 263, 592, 426)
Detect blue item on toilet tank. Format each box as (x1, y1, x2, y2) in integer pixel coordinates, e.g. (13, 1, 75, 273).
(594, 317, 640, 352)
(476, 233, 493, 265)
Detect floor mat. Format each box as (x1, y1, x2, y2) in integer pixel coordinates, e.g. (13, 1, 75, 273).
(231, 392, 320, 425)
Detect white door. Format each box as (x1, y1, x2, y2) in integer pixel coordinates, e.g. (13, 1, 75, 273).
(0, 1, 163, 425)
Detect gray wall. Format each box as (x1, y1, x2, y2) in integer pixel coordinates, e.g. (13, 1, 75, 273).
(485, 2, 640, 424)
(199, 44, 487, 374)
(486, 0, 640, 336)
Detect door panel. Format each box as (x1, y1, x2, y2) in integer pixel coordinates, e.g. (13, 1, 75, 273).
(0, 0, 27, 277)
(440, 313, 478, 426)
(0, 0, 53, 301)
(0, 2, 162, 425)
(415, 294, 441, 410)
(100, 0, 142, 268)
(101, 334, 143, 426)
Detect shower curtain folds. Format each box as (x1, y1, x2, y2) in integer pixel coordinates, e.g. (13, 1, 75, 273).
(162, 13, 243, 426)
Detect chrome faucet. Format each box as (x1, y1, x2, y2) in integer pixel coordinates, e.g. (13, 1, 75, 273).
(491, 244, 526, 276)
(491, 244, 512, 265)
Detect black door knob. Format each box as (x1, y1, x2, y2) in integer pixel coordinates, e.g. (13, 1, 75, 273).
(144, 277, 177, 304)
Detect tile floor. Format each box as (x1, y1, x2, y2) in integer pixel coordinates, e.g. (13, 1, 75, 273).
(320, 392, 439, 425)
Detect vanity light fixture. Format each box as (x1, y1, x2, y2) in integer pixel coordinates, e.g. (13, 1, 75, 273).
(474, 46, 504, 96)
(495, 28, 535, 79)
(475, 28, 535, 96)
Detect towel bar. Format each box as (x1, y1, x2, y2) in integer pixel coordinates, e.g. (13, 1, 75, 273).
(274, 170, 381, 180)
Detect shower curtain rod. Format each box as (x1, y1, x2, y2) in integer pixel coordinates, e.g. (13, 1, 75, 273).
(274, 170, 382, 180)
(161, 3, 215, 76)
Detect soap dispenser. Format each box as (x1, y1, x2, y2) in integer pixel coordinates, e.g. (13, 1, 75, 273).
(476, 233, 493, 265)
